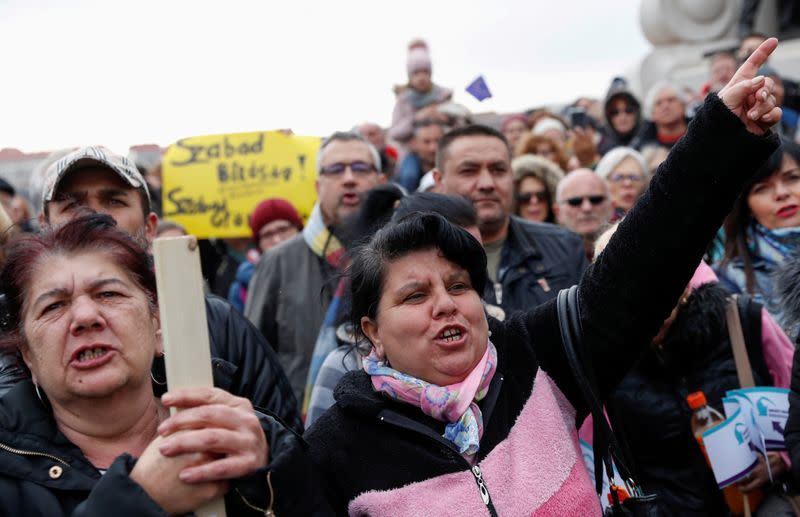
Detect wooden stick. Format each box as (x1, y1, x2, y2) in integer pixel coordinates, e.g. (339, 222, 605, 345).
(153, 235, 227, 517)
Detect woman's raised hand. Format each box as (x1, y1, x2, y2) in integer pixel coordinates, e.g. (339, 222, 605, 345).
(718, 37, 782, 135)
(156, 387, 269, 482)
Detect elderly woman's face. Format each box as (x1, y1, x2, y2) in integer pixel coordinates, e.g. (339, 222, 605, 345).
(747, 153, 800, 230)
(606, 157, 647, 212)
(20, 252, 161, 403)
(361, 248, 489, 386)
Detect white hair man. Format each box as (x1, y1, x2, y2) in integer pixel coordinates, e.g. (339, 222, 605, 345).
(552, 169, 613, 260)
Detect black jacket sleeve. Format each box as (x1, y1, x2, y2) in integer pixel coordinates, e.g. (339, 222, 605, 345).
(526, 95, 780, 418)
(70, 455, 168, 517)
(0, 347, 28, 398)
(786, 348, 800, 487)
(205, 295, 303, 432)
(231, 412, 334, 516)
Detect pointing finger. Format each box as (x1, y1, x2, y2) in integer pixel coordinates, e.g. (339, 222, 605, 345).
(732, 38, 778, 83)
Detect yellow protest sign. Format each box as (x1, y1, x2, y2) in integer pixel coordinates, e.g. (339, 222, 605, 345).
(162, 131, 319, 238)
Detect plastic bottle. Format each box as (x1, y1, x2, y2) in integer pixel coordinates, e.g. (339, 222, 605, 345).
(687, 391, 763, 516)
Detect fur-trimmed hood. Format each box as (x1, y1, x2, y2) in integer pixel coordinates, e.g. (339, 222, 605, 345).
(775, 247, 800, 335)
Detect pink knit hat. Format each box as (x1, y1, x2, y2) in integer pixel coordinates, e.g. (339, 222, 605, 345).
(501, 113, 529, 132)
(249, 198, 303, 243)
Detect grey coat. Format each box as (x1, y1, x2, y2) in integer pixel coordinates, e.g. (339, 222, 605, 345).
(245, 234, 334, 405)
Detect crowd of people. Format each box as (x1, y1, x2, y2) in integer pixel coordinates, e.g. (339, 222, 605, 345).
(1, 34, 800, 516)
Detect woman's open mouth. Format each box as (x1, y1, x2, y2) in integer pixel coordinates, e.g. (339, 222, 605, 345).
(71, 347, 114, 369)
(435, 326, 467, 347)
(440, 328, 463, 342)
(777, 205, 799, 219)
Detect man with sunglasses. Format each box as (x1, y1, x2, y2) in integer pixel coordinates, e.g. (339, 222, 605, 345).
(433, 125, 587, 315)
(246, 132, 385, 404)
(553, 169, 612, 260)
(599, 78, 644, 155)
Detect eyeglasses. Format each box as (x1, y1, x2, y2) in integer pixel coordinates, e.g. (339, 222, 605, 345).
(563, 195, 607, 207)
(610, 106, 636, 117)
(608, 173, 643, 184)
(319, 161, 376, 176)
(259, 223, 297, 242)
(515, 191, 548, 204)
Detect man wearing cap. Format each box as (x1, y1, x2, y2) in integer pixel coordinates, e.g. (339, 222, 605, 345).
(21, 145, 303, 431)
(433, 125, 588, 315)
(245, 131, 385, 406)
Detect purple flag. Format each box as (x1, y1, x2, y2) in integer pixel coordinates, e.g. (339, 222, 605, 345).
(466, 75, 492, 101)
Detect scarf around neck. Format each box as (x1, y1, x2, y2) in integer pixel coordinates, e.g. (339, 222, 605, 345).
(302, 203, 345, 267)
(363, 341, 498, 459)
(748, 222, 800, 267)
(404, 84, 444, 110)
(300, 203, 349, 422)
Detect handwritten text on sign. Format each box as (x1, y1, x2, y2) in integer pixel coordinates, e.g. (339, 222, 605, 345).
(162, 131, 320, 238)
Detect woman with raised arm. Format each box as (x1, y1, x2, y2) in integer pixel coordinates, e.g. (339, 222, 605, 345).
(305, 39, 783, 515)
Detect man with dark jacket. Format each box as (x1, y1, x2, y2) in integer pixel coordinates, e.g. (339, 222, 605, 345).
(432, 125, 587, 314)
(0, 146, 303, 431)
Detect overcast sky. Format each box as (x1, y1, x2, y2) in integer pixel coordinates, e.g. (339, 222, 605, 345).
(0, 0, 651, 154)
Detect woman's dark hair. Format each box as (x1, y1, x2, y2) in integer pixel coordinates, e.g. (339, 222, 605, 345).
(349, 212, 486, 342)
(339, 186, 479, 250)
(338, 184, 405, 249)
(0, 212, 156, 345)
(722, 137, 800, 293)
(394, 192, 478, 229)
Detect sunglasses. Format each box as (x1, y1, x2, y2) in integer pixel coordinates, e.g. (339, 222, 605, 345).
(610, 106, 636, 117)
(320, 161, 376, 176)
(564, 195, 607, 207)
(515, 191, 548, 203)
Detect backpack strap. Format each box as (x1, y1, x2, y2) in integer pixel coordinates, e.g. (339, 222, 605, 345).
(737, 295, 772, 385)
(726, 295, 755, 388)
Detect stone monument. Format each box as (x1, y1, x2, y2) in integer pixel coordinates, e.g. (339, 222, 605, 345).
(632, 0, 800, 97)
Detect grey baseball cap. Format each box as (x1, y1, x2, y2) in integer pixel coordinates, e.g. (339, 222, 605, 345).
(42, 145, 150, 208)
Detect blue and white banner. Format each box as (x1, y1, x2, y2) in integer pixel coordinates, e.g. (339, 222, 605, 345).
(729, 388, 790, 450)
(701, 387, 790, 488)
(702, 407, 760, 488)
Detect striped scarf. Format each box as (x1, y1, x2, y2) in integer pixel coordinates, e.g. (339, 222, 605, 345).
(301, 204, 348, 423)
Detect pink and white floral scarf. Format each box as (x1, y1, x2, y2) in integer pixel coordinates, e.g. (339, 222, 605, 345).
(363, 341, 498, 459)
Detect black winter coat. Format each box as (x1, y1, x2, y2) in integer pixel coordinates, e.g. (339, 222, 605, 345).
(481, 216, 587, 316)
(0, 379, 331, 516)
(610, 285, 771, 517)
(0, 295, 303, 433)
(778, 247, 800, 487)
(306, 96, 780, 515)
